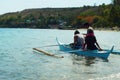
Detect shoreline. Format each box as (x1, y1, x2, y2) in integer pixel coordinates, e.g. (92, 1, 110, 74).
(94, 27, 120, 31)
(0, 27, 120, 31)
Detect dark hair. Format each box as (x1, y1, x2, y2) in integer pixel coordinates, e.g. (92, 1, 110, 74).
(74, 30, 80, 34)
(84, 23, 90, 28)
(87, 29, 93, 34)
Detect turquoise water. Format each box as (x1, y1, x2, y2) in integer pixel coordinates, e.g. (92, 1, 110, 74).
(0, 28, 120, 80)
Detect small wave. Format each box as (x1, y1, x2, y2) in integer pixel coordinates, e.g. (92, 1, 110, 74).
(89, 73, 120, 80)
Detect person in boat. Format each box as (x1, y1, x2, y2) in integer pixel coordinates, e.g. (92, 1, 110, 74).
(82, 27, 102, 50)
(82, 23, 92, 36)
(84, 23, 90, 28)
(70, 30, 84, 49)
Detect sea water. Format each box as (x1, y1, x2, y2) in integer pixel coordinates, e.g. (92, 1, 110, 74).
(0, 28, 120, 80)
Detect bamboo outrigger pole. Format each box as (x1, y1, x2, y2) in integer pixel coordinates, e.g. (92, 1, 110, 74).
(33, 48, 64, 58)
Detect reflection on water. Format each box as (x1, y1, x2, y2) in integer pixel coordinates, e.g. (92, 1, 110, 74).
(71, 54, 108, 66)
(84, 57, 96, 66)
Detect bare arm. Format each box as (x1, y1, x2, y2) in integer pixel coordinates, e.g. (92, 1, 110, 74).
(82, 43, 87, 50)
(96, 42, 102, 51)
(74, 36, 78, 46)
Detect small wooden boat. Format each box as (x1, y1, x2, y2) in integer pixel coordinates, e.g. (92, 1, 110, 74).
(56, 38, 114, 59)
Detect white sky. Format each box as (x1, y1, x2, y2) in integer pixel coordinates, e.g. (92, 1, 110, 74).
(0, 0, 112, 15)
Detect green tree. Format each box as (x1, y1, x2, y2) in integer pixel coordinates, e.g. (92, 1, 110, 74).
(112, 0, 120, 5)
(109, 0, 120, 27)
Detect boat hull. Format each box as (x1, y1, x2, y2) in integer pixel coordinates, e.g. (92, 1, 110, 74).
(56, 38, 114, 59)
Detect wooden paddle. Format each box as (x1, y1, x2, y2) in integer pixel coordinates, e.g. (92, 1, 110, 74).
(33, 48, 64, 58)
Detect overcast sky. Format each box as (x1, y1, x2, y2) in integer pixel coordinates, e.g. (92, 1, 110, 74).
(0, 0, 112, 15)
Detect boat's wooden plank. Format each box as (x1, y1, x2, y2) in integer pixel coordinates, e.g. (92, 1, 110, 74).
(33, 48, 64, 58)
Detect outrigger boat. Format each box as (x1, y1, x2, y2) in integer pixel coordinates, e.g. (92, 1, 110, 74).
(56, 38, 114, 59)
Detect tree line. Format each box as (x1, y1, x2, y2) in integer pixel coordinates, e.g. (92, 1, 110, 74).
(0, 0, 119, 29)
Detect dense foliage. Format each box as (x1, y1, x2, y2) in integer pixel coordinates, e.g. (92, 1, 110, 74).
(0, 0, 119, 29)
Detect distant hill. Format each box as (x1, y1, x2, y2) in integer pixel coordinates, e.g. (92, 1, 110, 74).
(0, 4, 119, 29)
